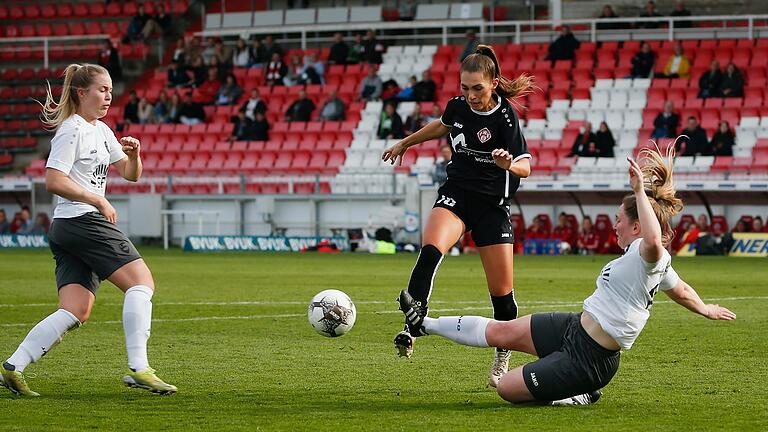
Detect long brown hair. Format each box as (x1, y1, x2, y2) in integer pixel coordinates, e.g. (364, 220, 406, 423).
(37, 63, 109, 130)
(621, 144, 684, 247)
(460, 44, 535, 101)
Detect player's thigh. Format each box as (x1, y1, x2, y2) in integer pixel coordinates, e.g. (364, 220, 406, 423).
(58, 284, 95, 323)
(485, 315, 536, 356)
(107, 259, 155, 293)
(496, 366, 535, 403)
(478, 243, 514, 296)
(422, 207, 465, 253)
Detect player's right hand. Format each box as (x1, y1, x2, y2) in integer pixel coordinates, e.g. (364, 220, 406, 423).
(97, 198, 117, 224)
(382, 140, 409, 166)
(705, 304, 736, 321)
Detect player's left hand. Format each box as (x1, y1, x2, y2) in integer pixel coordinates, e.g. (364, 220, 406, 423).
(492, 149, 513, 170)
(705, 304, 736, 321)
(121, 136, 141, 160)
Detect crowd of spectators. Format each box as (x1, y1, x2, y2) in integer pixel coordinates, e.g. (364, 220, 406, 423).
(648, 101, 736, 156)
(597, 1, 693, 29)
(0, 207, 50, 235)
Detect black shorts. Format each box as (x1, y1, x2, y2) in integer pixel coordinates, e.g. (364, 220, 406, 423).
(522, 312, 620, 401)
(433, 181, 514, 247)
(48, 212, 142, 295)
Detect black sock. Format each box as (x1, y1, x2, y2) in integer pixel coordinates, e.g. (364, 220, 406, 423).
(491, 291, 518, 353)
(406, 244, 443, 305)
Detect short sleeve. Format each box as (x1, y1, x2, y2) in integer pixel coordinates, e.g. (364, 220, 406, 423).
(440, 98, 458, 127)
(46, 123, 78, 175)
(503, 111, 531, 162)
(101, 123, 127, 164)
(659, 265, 680, 291)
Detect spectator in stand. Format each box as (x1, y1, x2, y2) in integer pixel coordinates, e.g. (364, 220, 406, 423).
(285, 89, 315, 122)
(248, 38, 267, 67)
(679, 222, 700, 249)
(229, 111, 255, 141)
(380, 79, 402, 102)
(179, 92, 206, 125)
(347, 34, 364, 64)
(123, 3, 150, 43)
(630, 42, 655, 78)
(359, 66, 383, 101)
(123, 91, 140, 124)
(189, 56, 208, 87)
(719, 63, 745, 98)
(232, 39, 250, 67)
(328, 32, 349, 66)
(29, 213, 50, 235)
(154, 91, 170, 123)
(697, 214, 709, 232)
(414, 70, 437, 102)
(137, 97, 154, 124)
(652, 101, 679, 139)
(552, 213, 575, 250)
(97, 40, 122, 81)
(577, 216, 599, 255)
(302, 53, 324, 85)
(569, 122, 597, 156)
(167, 61, 194, 88)
(283, 55, 304, 86)
(596, 121, 616, 157)
(425, 104, 442, 123)
(732, 219, 748, 233)
(167, 92, 182, 123)
(658, 42, 690, 79)
(400, 0, 417, 21)
(208, 56, 229, 82)
(251, 111, 270, 142)
(0, 209, 9, 234)
(710, 121, 735, 156)
(395, 76, 418, 101)
(239, 88, 267, 121)
(753, 217, 766, 233)
(172, 38, 187, 65)
(670, 1, 692, 28)
(637, 0, 662, 29)
(404, 102, 427, 135)
(460, 30, 478, 62)
(362, 29, 385, 64)
(677, 116, 710, 156)
(215, 74, 243, 106)
(596, 5, 622, 30)
(15, 206, 32, 234)
(262, 35, 284, 61)
(265, 53, 287, 86)
(583, 142, 600, 157)
(526, 216, 551, 241)
(318, 90, 346, 121)
(143, 4, 173, 40)
(433, 144, 452, 186)
(378, 102, 405, 139)
(201, 37, 218, 64)
(546, 25, 580, 61)
(698, 60, 722, 98)
(195, 68, 222, 104)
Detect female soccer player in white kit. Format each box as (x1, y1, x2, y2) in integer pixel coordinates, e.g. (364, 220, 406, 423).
(397, 146, 735, 405)
(0, 64, 177, 396)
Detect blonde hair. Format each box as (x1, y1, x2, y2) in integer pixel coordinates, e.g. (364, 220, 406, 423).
(621, 143, 684, 247)
(38, 63, 109, 130)
(460, 44, 535, 103)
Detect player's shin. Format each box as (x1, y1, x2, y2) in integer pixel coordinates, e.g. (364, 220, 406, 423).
(422, 316, 491, 347)
(123, 285, 153, 372)
(407, 244, 443, 304)
(5, 309, 81, 372)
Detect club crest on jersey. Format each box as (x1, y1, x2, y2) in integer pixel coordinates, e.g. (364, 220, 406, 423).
(477, 127, 492, 143)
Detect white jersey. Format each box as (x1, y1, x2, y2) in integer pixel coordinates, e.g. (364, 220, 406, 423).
(582, 238, 680, 350)
(46, 114, 126, 219)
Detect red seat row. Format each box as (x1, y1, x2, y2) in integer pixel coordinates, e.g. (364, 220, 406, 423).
(1, 21, 128, 39)
(0, 1, 187, 21)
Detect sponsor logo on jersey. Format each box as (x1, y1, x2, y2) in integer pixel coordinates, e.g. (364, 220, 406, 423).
(453, 122, 463, 129)
(477, 127, 492, 143)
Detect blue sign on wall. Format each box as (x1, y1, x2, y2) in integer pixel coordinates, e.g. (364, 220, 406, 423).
(0, 235, 49, 249)
(183, 236, 349, 252)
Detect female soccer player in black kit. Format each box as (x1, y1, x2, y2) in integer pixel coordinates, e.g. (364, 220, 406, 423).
(381, 45, 534, 387)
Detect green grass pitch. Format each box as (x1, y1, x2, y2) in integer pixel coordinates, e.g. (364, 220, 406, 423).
(0, 249, 766, 431)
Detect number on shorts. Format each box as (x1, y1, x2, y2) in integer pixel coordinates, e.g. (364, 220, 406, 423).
(436, 195, 456, 207)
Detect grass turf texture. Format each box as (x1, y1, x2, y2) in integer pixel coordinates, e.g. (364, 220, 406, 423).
(0, 249, 766, 431)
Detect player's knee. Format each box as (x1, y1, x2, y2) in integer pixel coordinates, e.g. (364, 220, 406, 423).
(496, 373, 532, 404)
(62, 304, 91, 324)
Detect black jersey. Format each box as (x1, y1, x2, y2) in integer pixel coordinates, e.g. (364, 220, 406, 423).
(440, 94, 531, 199)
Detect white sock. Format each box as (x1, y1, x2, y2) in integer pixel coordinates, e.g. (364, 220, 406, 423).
(422, 315, 490, 347)
(6, 309, 80, 372)
(123, 285, 153, 372)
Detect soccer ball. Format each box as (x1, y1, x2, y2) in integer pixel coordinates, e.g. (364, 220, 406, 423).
(307, 289, 356, 337)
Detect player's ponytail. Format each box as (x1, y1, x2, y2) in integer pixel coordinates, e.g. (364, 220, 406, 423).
(461, 44, 535, 102)
(38, 63, 109, 130)
(621, 143, 684, 247)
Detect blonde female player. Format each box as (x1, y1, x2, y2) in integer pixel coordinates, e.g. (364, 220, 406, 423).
(397, 147, 736, 405)
(0, 64, 176, 396)
(381, 45, 534, 387)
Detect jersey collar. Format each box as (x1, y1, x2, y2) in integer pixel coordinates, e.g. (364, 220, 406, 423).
(470, 94, 501, 116)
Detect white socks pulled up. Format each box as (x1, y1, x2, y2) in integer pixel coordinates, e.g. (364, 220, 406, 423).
(6, 309, 81, 372)
(123, 285, 153, 372)
(422, 315, 491, 348)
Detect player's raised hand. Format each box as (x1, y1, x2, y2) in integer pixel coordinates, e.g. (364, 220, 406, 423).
(705, 304, 736, 321)
(121, 136, 141, 160)
(492, 149, 513, 170)
(627, 157, 644, 193)
(382, 140, 409, 166)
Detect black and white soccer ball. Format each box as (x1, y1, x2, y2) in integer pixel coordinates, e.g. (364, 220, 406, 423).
(307, 289, 357, 337)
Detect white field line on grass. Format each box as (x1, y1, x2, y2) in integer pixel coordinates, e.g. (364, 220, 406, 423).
(0, 296, 764, 327)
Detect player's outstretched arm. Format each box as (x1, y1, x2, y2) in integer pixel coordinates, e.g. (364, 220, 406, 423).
(113, 136, 143, 182)
(382, 119, 450, 166)
(664, 278, 737, 320)
(627, 157, 664, 263)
